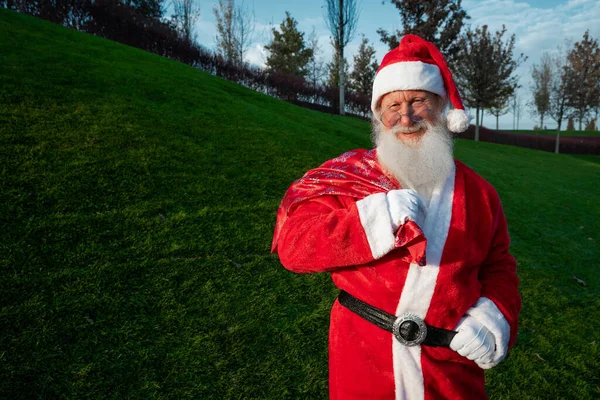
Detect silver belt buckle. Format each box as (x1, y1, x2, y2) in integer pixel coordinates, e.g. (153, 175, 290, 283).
(392, 313, 428, 347)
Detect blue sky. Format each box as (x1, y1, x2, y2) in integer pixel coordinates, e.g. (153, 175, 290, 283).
(192, 0, 600, 130)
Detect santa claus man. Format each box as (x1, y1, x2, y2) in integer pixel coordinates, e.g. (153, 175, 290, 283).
(271, 34, 521, 400)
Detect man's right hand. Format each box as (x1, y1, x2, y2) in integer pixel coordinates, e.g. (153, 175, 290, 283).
(386, 189, 426, 232)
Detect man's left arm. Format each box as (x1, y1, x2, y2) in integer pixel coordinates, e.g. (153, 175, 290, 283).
(451, 198, 521, 369)
(477, 199, 521, 349)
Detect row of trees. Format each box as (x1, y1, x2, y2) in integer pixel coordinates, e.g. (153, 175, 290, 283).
(4, 0, 525, 133)
(1, 0, 198, 37)
(235, 0, 526, 141)
(5, 0, 597, 145)
(0, 0, 527, 126)
(529, 31, 599, 152)
(1, 0, 205, 62)
(214, 0, 598, 144)
(256, 9, 378, 114)
(209, 0, 374, 115)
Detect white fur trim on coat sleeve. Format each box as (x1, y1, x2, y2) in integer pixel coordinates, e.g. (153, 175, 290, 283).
(356, 192, 395, 259)
(465, 297, 511, 369)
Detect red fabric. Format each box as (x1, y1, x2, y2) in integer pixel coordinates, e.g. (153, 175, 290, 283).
(273, 151, 521, 400)
(272, 149, 427, 266)
(376, 34, 465, 112)
(377, 34, 438, 72)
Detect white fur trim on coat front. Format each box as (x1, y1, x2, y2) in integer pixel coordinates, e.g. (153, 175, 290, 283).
(357, 192, 396, 259)
(392, 164, 456, 400)
(371, 61, 447, 113)
(465, 297, 511, 369)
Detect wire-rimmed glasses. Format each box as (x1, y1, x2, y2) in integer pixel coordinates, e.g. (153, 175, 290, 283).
(380, 102, 432, 128)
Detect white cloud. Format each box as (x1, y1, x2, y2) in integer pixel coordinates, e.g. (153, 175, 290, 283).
(566, 0, 594, 9)
(194, 14, 217, 49)
(244, 43, 267, 67)
(302, 16, 325, 27)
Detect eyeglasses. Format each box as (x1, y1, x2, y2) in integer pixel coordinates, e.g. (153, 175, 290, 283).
(379, 102, 431, 128)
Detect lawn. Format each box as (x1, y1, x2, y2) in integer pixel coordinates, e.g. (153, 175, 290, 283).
(1, 8, 599, 399)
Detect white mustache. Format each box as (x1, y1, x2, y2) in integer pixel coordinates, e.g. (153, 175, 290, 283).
(390, 120, 428, 134)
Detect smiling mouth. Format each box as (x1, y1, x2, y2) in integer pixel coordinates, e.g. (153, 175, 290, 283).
(395, 128, 424, 137)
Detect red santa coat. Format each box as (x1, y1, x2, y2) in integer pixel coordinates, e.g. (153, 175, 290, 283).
(272, 149, 521, 400)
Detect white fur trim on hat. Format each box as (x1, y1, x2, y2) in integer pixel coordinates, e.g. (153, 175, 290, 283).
(371, 61, 447, 112)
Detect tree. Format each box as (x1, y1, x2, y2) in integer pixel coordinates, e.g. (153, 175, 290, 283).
(592, 67, 600, 131)
(213, 0, 256, 65)
(233, 0, 255, 64)
(214, 0, 239, 64)
(584, 119, 597, 131)
(326, 39, 349, 88)
(324, 0, 360, 115)
(307, 27, 327, 92)
(546, 45, 572, 153)
(529, 53, 553, 130)
(125, 0, 165, 19)
(453, 25, 526, 141)
(172, 0, 200, 43)
(377, 0, 469, 69)
(265, 12, 312, 78)
(489, 95, 510, 130)
(510, 94, 525, 130)
(2, 0, 166, 27)
(564, 30, 600, 131)
(348, 35, 378, 96)
(566, 116, 575, 131)
(592, 105, 600, 131)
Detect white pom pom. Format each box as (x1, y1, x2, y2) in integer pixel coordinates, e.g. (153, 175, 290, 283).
(446, 109, 470, 132)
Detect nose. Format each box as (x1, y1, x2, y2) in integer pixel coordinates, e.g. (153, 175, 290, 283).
(396, 102, 415, 127)
(398, 111, 415, 127)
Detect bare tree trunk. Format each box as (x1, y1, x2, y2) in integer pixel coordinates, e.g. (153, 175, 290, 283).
(555, 120, 562, 154)
(480, 109, 485, 130)
(338, 0, 345, 116)
(175, 0, 200, 44)
(325, 0, 358, 116)
(475, 106, 480, 142)
(496, 114, 499, 130)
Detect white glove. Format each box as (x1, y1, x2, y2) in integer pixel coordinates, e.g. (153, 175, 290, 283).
(386, 189, 426, 232)
(450, 317, 496, 368)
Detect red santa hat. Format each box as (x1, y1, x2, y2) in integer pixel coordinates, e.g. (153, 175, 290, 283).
(371, 34, 470, 132)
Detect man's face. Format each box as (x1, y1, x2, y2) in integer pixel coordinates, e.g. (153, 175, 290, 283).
(373, 90, 453, 192)
(378, 90, 442, 144)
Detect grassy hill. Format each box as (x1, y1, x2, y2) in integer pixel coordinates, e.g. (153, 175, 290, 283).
(1, 8, 599, 399)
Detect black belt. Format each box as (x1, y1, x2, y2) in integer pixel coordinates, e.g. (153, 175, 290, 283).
(338, 290, 457, 347)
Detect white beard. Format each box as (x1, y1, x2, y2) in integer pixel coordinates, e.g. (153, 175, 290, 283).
(373, 118, 455, 205)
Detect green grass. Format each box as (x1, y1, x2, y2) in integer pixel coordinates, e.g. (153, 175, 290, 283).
(1, 8, 599, 399)
(503, 129, 599, 137)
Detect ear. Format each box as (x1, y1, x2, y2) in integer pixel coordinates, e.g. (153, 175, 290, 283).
(374, 98, 383, 115)
(434, 94, 448, 111)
